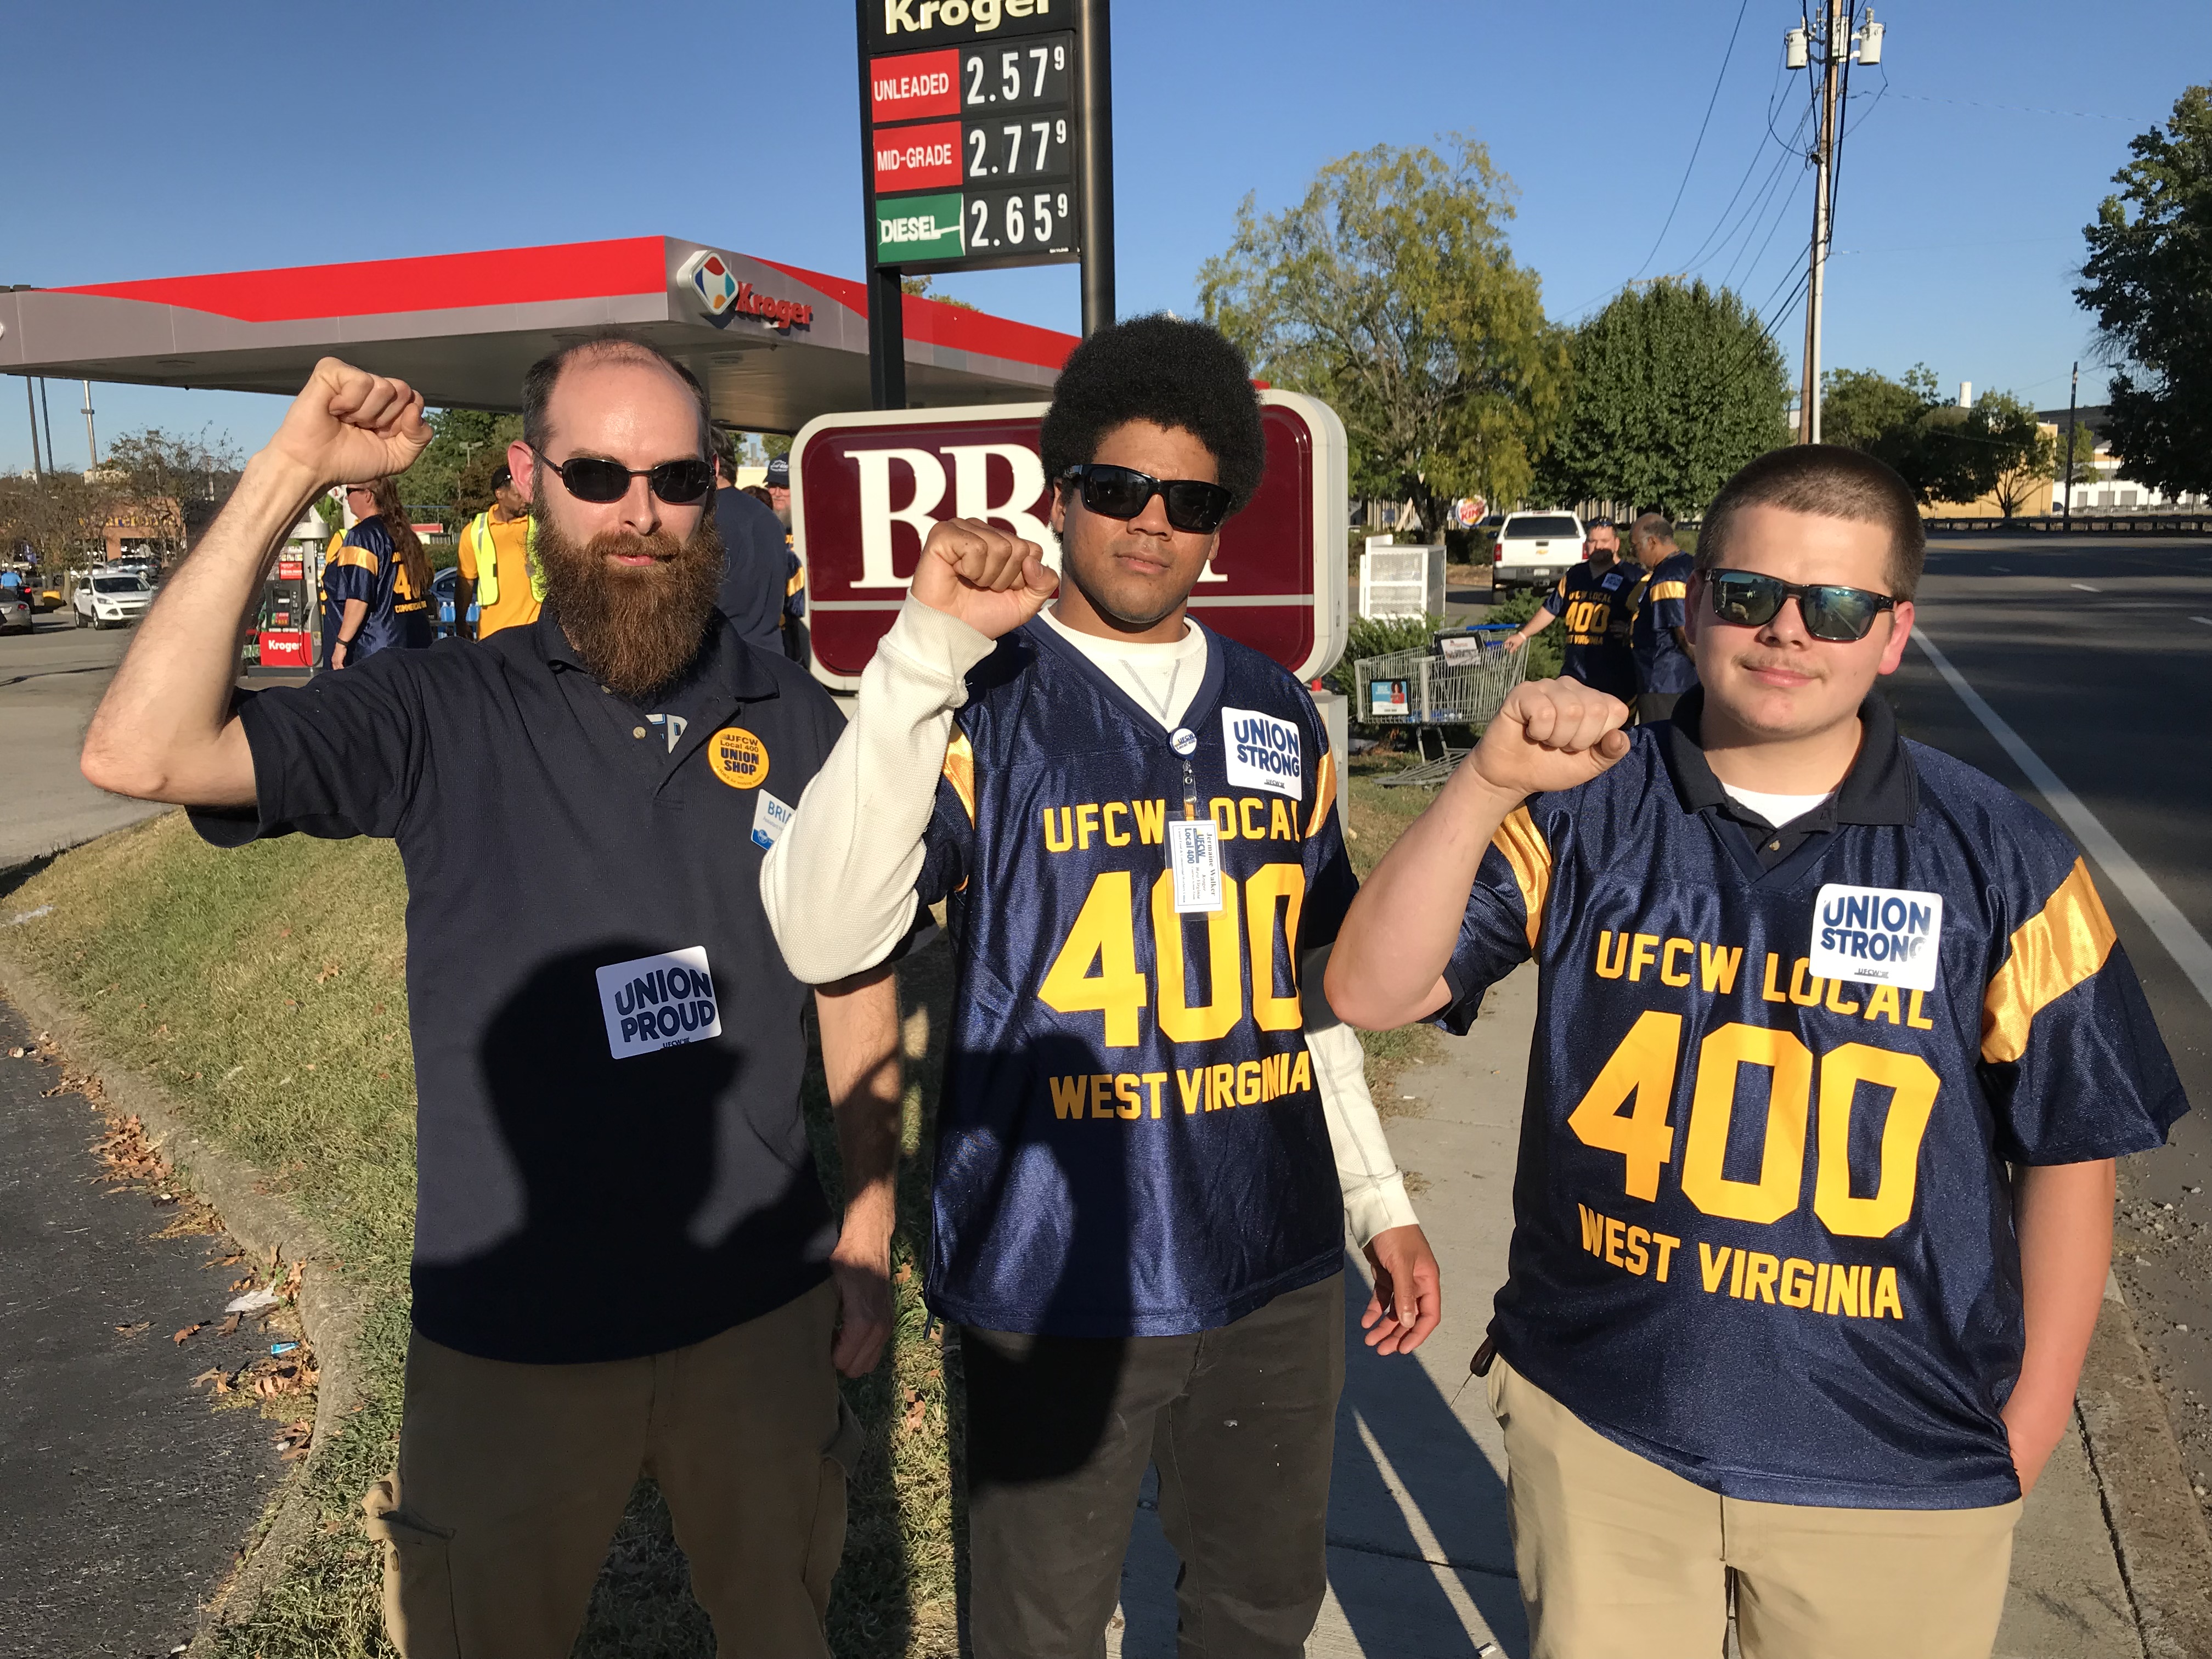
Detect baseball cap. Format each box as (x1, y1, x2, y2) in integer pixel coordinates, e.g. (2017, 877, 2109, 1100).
(765, 455, 791, 488)
(491, 464, 513, 490)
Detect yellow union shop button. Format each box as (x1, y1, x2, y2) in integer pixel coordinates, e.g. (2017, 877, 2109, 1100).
(707, 726, 769, 789)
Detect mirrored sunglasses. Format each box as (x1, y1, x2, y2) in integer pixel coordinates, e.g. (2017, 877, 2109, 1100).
(1707, 568, 1896, 642)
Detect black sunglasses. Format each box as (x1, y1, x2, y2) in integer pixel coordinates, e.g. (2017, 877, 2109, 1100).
(532, 448, 715, 506)
(1707, 569, 1897, 642)
(1060, 464, 1234, 535)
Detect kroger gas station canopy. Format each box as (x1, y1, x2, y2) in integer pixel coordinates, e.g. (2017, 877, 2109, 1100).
(0, 235, 1077, 431)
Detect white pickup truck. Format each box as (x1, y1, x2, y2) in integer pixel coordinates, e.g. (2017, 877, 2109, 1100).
(1490, 511, 1587, 593)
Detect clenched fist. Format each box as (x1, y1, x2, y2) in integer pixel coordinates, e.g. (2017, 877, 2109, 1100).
(1465, 676, 1634, 804)
(910, 517, 1058, 641)
(266, 358, 431, 488)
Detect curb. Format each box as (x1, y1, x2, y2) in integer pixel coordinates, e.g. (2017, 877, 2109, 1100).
(0, 947, 376, 1657)
(2077, 1281, 2212, 1659)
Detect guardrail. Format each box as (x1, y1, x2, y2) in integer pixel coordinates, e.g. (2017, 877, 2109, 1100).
(1923, 515, 2212, 535)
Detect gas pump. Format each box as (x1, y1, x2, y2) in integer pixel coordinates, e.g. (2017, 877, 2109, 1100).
(250, 510, 330, 670)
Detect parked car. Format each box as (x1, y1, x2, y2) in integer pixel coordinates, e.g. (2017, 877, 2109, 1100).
(1491, 511, 1587, 592)
(72, 569, 153, 629)
(430, 566, 480, 637)
(1, 587, 32, 635)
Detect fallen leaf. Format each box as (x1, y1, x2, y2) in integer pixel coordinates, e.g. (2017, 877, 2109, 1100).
(7, 1046, 24, 1059)
(218, 1313, 241, 1337)
(895, 1262, 913, 1285)
(901, 1387, 928, 1434)
(115, 1322, 150, 1337)
(172, 1324, 204, 1345)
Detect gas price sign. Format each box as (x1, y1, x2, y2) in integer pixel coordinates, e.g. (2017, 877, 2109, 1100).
(861, 1, 1085, 275)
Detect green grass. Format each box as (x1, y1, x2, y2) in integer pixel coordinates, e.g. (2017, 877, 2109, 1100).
(1, 789, 1444, 1654)
(2, 814, 961, 1657)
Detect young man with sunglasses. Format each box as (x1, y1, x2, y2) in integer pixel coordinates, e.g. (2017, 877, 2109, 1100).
(766, 315, 1440, 1657)
(80, 340, 901, 1658)
(1325, 444, 2187, 1658)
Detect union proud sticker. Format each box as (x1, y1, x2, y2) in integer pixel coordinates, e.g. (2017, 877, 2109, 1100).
(707, 726, 770, 789)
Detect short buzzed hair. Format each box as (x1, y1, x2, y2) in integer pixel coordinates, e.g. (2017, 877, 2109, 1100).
(1697, 445, 1926, 600)
(520, 329, 709, 460)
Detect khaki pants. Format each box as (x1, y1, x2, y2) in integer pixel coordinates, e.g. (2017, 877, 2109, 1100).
(1487, 1354, 2021, 1659)
(362, 1279, 862, 1659)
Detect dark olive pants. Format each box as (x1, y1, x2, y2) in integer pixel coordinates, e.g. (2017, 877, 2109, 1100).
(363, 1280, 859, 1658)
(962, 1272, 1345, 1659)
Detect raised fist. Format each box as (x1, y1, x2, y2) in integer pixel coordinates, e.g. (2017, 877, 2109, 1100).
(265, 358, 431, 488)
(1466, 676, 1634, 803)
(910, 517, 1058, 641)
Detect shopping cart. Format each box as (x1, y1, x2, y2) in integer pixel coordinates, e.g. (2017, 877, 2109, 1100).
(1352, 625, 1526, 787)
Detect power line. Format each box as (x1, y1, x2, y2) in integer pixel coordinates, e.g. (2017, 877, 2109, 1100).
(1675, 87, 1810, 278)
(1624, 0, 1757, 283)
(1886, 90, 2146, 122)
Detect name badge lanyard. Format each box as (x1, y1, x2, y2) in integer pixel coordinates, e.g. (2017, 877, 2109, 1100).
(1170, 759, 1224, 913)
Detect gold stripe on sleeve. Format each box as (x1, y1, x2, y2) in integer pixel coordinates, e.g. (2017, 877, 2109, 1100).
(1649, 580, 1688, 602)
(1493, 805, 1554, 950)
(1306, 749, 1338, 840)
(942, 727, 977, 827)
(1982, 857, 2119, 1064)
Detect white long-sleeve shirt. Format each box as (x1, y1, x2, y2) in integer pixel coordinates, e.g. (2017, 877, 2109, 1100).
(762, 597, 1418, 1245)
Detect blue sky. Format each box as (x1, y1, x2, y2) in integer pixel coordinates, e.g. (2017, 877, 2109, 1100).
(5, 0, 2201, 475)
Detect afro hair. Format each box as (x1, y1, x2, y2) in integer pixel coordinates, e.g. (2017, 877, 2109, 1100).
(1039, 314, 1267, 512)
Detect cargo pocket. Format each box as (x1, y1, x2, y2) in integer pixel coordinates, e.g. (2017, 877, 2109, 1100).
(362, 1477, 461, 1659)
(802, 1395, 869, 1611)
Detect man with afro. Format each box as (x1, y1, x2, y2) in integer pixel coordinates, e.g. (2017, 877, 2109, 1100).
(765, 314, 1441, 1655)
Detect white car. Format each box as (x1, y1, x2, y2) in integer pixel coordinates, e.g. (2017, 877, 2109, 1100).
(1491, 511, 1587, 593)
(74, 571, 152, 630)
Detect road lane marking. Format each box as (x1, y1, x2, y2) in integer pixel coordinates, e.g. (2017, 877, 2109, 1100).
(1914, 629, 2212, 1014)
(1989, 565, 2011, 573)
(2193, 616, 2212, 627)
(2071, 582, 2102, 592)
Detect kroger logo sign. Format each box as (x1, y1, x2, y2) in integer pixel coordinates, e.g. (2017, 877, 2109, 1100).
(678, 250, 814, 331)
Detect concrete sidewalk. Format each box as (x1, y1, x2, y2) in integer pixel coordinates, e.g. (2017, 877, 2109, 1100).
(1111, 963, 2145, 1658)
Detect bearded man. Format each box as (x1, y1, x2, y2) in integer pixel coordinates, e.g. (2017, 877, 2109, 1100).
(81, 337, 900, 1658)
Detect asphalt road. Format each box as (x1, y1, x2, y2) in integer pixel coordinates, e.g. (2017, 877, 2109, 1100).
(0, 616, 161, 872)
(0, 996, 285, 1658)
(1884, 532, 2212, 1512)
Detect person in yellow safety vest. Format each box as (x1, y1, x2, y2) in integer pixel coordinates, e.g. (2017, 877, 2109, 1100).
(455, 464, 543, 640)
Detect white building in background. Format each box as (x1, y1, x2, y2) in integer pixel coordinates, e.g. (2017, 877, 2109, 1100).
(2035, 403, 2209, 513)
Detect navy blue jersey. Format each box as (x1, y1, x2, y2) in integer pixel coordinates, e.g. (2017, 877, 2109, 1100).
(1440, 704, 2186, 1509)
(1541, 561, 1641, 701)
(1630, 550, 1698, 695)
(323, 517, 432, 662)
(914, 620, 1357, 1338)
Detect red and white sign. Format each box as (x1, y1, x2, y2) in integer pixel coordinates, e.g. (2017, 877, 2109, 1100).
(258, 630, 312, 667)
(792, 392, 1348, 690)
(871, 48, 960, 123)
(872, 119, 962, 193)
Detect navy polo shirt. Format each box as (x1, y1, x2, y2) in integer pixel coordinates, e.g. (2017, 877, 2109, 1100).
(193, 608, 847, 1363)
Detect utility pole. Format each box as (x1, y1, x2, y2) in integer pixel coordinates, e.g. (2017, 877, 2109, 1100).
(1800, 0, 1843, 444)
(81, 380, 98, 469)
(2061, 361, 2079, 530)
(39, 378, 57, 476)
(24, 379, 42, 479)
(1791, 3, 1882, 444)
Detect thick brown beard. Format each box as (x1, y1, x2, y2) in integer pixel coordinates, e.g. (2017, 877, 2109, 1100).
(534, 507, 724, 701)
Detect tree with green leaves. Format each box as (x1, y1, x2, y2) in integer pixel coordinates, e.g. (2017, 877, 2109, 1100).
(396, 408, 523, 519)
(1198, 134, 1565, 533)
(1534, 278, 1790, 516)
(2075, 86, 2212, 500)
(1821, 366, 2047, 509)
